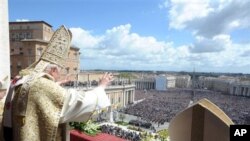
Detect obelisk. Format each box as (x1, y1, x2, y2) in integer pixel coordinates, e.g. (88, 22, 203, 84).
(0, 0, 10, 92)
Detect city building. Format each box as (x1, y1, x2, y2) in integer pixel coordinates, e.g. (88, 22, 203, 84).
(198, 76, 236, 93)
(155, 75, 167, 91)
(9, 21, 80, 80)
(133, 75, 177, 91)
(133, 78, 155, 90)
(198, 75, 250, 97)
(175, 75, 191, 88)
(229, 81, 250, 96)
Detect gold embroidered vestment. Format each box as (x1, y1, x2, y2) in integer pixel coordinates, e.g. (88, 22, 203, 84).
(12, 75, 65, 141)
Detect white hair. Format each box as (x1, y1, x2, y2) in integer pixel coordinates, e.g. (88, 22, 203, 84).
(44, 63, 62, 73)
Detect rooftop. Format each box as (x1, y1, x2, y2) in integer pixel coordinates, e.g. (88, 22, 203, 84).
(9, 21, 52, 27)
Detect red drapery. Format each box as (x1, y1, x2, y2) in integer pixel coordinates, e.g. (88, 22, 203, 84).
(70, 130, 126, 141)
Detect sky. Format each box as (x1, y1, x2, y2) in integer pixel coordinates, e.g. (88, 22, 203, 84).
(8, 0, 250, 73)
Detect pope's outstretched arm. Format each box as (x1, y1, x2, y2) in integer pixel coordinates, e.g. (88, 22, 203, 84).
(59, 72, 113, 123)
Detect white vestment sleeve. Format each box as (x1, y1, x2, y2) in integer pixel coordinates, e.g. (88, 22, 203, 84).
(59, 87, 110, 123)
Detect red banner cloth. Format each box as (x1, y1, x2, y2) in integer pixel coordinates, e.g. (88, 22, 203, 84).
(70, 130, 126, 141)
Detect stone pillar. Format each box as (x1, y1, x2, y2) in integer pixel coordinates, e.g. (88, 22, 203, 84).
(0, 0, 10, 91)
(132, 90, 135, 102)
(129, 90, 132, 102)
(243, 87, 245, 96)
(108, 106, 114, 123)
(126, 91, 128, 104)
(0, 1, 10, 140)
(123, 90, 126, 107)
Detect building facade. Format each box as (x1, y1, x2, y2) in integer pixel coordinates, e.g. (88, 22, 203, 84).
(198, 76, 236, 93)
(9, 21, 80, 80)
(155, 75, 167, 91)
(133, 78, 155, 90)
(106, 85, 135, 109)
(229, 82, 250, 97)
(175, 75, 191, 88)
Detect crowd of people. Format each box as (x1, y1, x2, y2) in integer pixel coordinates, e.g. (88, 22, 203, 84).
(123, 89, 250, 125)
(128, 120, 152, 129)
(123, 89, 191, 125)
(192, 89, 250, 124)
(100, 124, 141, 141)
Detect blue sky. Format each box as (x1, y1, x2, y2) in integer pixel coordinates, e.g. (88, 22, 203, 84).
(9, 0, 250, 73)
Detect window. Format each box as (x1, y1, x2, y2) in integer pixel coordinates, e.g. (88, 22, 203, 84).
(37, 47, 43, 56)
(23, 33, 27, 39)
(19, 48, 22, 51)
(27, 33, 32, 39)
(11, 49, 14, 52)
(19, 33, 24, 39)
(111, 98, 114, 104)
(17, 61, 22, 67)
(28, 49, 32, 55)
(118, 97, 121, 103)
(20, 52, 23, 55)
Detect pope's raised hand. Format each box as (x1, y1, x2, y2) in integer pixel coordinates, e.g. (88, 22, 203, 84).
(99, 72, 114, 88)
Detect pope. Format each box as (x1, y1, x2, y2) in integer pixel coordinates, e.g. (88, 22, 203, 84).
(2, 26, 113, 141)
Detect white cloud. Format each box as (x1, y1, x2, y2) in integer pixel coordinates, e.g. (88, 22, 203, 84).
(15, 19, 29, 22)
(168, 0, 213, 29)
(165, 0, 250, 37)
(70, 24, 250, 73)
(190, 34, 231, 53)
(70, 27, 101, 49)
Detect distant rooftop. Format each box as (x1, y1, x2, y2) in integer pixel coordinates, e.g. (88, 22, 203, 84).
(70, 45, 80, 51)
(9, 21, 52, 27)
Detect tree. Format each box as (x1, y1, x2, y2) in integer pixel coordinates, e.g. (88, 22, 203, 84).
(119, 113, 126, 122)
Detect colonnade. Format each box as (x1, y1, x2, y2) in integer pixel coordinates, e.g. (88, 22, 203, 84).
(134, 81, 155, 90)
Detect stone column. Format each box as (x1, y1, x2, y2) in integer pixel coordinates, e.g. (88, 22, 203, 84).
(123, 90, 126, 107)
(0, 1, 10, 140)
(243, 87, 245, 96)
(0, 0, 10, 91)
(132, 90, 135, 102)
(129, 90, 132, 102)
